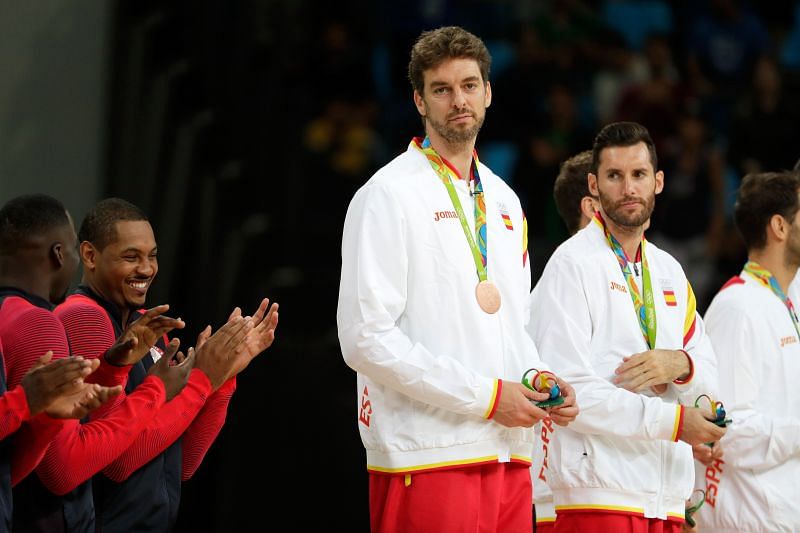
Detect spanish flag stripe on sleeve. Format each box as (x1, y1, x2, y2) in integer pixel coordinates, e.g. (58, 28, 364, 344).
(485, 379, 502, 419)
(522, 212, 528, 267)
(671, 405, 685, 442)
(682, 281, 697, 347)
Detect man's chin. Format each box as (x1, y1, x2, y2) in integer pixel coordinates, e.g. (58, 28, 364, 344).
(125, 296, 148, 310)
(608, 212, 649, 229)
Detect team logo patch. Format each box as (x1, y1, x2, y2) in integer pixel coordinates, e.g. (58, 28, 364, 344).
(610, 281, 627, 294)
(780, 336, 797, 347)
(497, 202, 513, 230)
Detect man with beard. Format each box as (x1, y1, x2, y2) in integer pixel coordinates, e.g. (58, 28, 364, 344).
(529, 122, 725, 532)
(694, 171, 800, 532)
(55, 197, 278, 532)
(337, 26, 578, 532)
(0, 194, 200, 532)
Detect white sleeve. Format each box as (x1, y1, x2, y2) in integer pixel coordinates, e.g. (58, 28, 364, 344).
(530, 254, 682, 441)
(337, 184, 499, 418)
(672, 284, 720, 403)
(707, 306, 800, 471)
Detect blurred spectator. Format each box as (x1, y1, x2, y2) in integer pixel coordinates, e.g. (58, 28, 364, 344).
(729, 56, 800, 176)
(615, 33, 687, 153)
(649, 112, 726, 308)
(602, 0, 673, 51)
(686, 0, 770, 131)
(515, 83, 593, 249)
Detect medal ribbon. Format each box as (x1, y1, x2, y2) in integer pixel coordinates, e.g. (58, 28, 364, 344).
(595, 213, 657, 348)
(742, 261, 800, 339)
(412, 137, 487, 281)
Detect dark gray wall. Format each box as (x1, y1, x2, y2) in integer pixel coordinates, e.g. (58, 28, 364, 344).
(0, 1, 109, 220)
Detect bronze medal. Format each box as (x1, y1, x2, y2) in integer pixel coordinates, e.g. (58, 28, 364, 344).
(475, 280, 501, 314)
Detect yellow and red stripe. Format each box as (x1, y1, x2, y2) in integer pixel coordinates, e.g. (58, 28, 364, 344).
(501, 213, 513, 230)
(522, 213, 528, 267)
(556, 504, 645, 517)
(485, 379, 503, 419)
(671, 405, 685, 442)
(682, 282, 697, 346)
(673, 350, 694, 384)
(367, 453, 532, 476)
(556, 505, 685, 523)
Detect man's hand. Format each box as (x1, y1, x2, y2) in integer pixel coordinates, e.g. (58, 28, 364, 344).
(45, 383, 123, 419)
(225, 298, 279, 380)
(692, 440, 724, 466)
(105, 305, 185, 366)
(613, 349, 690, 393)
(492, 382, 550, 428)
(192, 317, 253, 390)
(147, 339, 193, 400)
(21, 352, 98, 416)
(679, 407, 726, 446)
(548, 377, 579, 427)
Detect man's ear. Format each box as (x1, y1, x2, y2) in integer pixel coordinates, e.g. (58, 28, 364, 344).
(80, 241, 98, 271)
(655, 169, 665, 195)
(413, 90, 426, 117)
(769, 213, 790, 243)
(50, 242, 65, 269)
(580, 196, 598, 222)
(588, 173, 599, 197)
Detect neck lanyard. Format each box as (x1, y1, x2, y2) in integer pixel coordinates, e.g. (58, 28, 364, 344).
(412, 137, 487, 281)
(743, 261, 800, 339)
(595, 213, 657, 348)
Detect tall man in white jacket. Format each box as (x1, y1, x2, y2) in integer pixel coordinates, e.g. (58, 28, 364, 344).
(529, 122, 725, 533)
(697, 171, 800, 533)
(337, 26, 578, 533)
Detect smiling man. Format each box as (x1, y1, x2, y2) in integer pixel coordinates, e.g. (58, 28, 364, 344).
(54, 198, 279, 532)
(529, 122, 724, 532)
(337, 26, 578, 532)
(0, 194, 191, 532)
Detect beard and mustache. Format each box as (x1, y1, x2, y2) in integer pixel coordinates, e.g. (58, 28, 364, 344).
(598, 188, 656, 229)
(425, 108, 485, 144)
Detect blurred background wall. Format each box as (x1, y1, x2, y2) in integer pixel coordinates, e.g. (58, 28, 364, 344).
(2, 0, 800, 530)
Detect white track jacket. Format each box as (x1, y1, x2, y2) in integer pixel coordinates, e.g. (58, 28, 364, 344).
(695, 270, 800, 533)
(529, 216, 718, 521)
(337, 143, 547, 474)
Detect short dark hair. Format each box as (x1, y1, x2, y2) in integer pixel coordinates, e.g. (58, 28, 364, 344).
(554, 151, 593, 235)
(408, 26, 491, 94)
(734, 171, 800, 251)
(591, 122, 658, 175)
(0, 194, 70, 253)
(78, 198, 148, 250)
